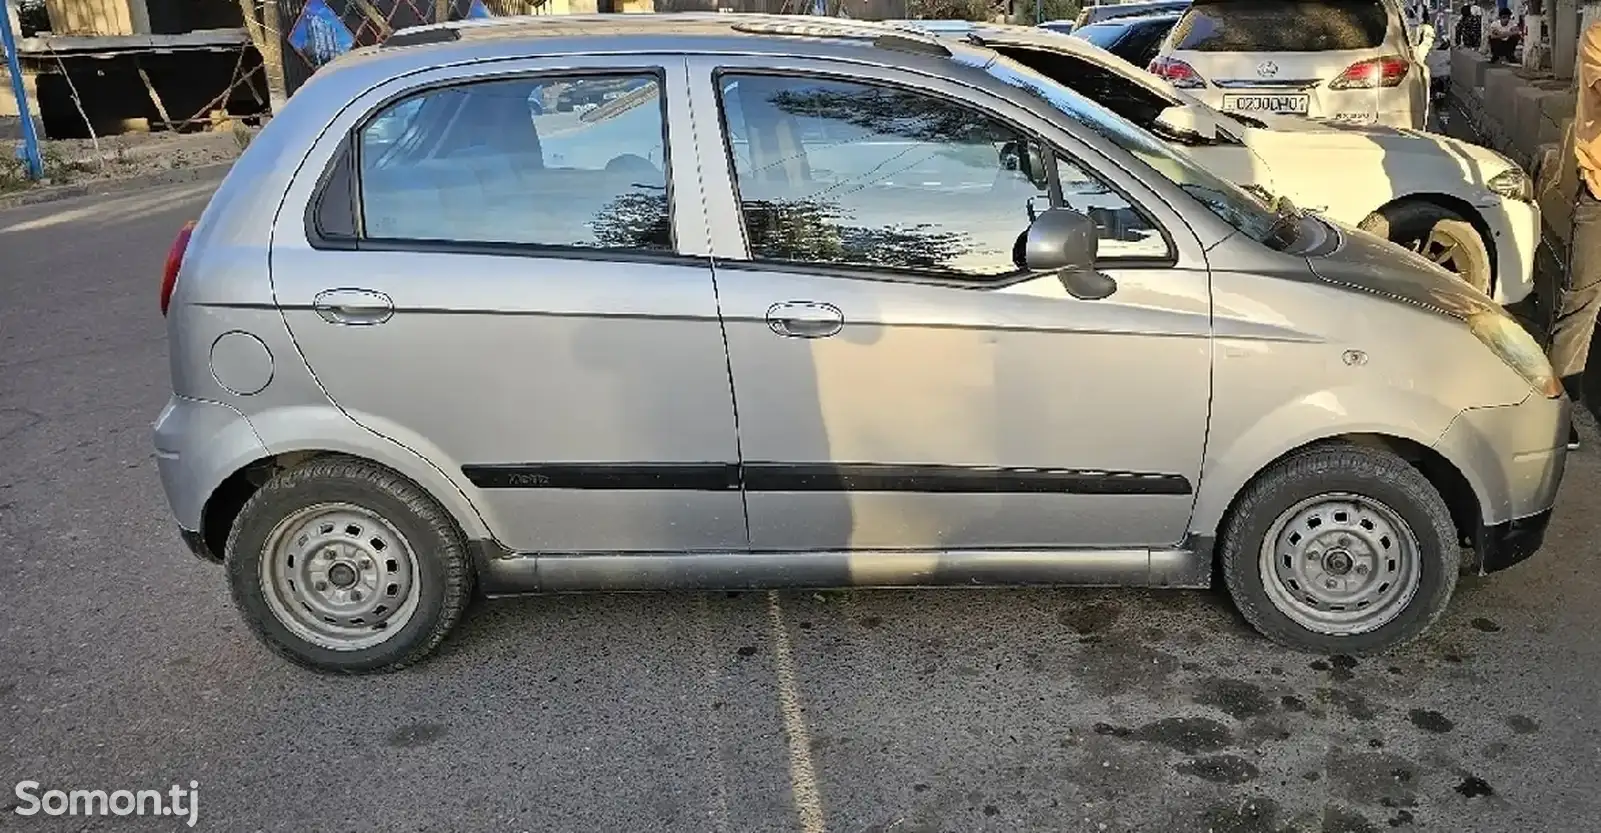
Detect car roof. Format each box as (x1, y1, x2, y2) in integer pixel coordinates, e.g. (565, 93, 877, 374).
(1079, 10, 1181, 27)
(322, 12, 987, 74)
(905, 20, 1154, 74)
(897, 20, 1192, 111)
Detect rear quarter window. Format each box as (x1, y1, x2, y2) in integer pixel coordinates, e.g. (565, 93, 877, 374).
(1170, 0, 1392, 52)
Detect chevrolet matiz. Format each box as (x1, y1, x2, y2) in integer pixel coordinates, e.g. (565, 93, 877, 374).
(154, 14, 1568, 673)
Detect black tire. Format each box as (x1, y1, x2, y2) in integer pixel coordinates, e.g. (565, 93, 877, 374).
(1219, 444, 1460, 655)
(225, 456, 474, 674)
(1359, 201, 1493, 295)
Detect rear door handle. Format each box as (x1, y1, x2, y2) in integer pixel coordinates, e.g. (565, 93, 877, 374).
(766, 301, 843, 339)
(313, 289, 394, 325)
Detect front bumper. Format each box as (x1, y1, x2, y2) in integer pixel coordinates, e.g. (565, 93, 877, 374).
(178, 527, 221, 564)
(1477, 508, 1554, 573)
(1432, 393, 1570, 574)
(1480, 195, 1541, 306)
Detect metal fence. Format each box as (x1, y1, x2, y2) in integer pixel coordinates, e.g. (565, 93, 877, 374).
(275, 0, 560, 94)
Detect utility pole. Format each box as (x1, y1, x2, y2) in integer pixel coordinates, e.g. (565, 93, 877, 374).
(0, 0, 42, 180)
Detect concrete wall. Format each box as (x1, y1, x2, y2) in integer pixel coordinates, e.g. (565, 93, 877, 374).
(1450, 46, 1580, 243)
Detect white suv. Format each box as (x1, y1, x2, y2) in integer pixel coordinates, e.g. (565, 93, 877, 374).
(1151, 0, 1432, 129)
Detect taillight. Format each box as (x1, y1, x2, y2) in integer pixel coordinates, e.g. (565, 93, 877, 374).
(1149, 57, 1206, 89)
(160, 221, 196, 317)
(1327, 55, 1410, 90)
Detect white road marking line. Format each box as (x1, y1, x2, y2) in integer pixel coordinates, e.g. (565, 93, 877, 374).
(694, 594, 732, 833)
(766, 590, 826, 833)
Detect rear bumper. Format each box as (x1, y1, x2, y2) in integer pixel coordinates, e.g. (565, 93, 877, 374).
(153, 394, 267, 542)
(1187, 89, 1422, 129)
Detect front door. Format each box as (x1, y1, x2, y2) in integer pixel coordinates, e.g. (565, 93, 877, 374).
(691, 59, 1213, 554)
(270, 59, 745, 554)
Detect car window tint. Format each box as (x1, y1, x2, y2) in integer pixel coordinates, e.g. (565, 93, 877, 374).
(357, 74, 671, 251)
(1127, 21, 1176, 66)
(721, 79, 754, 177)
(1075, 22, 1132, 50)
(1053, 156, 1168, 259)
(990, 46, 1174, 133)
(716, 73, 1053, 279)
(1171, 0, 1391, 52)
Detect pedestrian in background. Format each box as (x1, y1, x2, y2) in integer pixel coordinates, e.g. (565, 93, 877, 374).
(1487, 8, 1521, 62)
(1550, 19, 1601, 449)
(1455, 4, 1482, 48)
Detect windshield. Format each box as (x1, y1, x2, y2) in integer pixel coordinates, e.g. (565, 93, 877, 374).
(1171, 0, 1392, 52)
(975, 53, 1284, 245)
(1074, 22, 1131, 50)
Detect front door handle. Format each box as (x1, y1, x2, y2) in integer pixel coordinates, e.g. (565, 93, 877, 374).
(313, 289, 394, 326)
(766, 301, 844, 339)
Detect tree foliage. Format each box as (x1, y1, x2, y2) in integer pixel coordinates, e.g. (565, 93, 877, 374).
(1008, 0, 1080, 24)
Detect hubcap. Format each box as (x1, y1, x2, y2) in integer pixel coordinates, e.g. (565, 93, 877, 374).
(258, 503, 420, 651)
(1258, 492, 1422, 636)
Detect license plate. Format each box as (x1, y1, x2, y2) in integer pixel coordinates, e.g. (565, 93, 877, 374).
(1222, 94, 1310, 114)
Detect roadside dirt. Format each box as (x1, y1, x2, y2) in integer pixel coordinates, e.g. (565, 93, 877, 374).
(2, 125, 254, 193)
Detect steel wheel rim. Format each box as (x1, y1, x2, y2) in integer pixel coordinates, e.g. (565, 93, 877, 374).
(1257, 492, 1422, 636)
(258, 502, 420, 651)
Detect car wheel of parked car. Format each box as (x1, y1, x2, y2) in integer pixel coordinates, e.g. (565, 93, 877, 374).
(1220, 443, 1460, 655)
(1359, 202, 1492, 295)
(225, 456, 473, 674)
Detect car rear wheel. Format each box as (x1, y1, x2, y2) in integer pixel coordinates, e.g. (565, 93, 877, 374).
(1220, 444, 1460, 655)
(225, 456, 473, 673)
(1359, 201, 1492, 295)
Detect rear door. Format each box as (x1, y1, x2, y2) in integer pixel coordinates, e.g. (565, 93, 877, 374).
(270, 57, 746, 555)
(1161, 0, 1423, 126)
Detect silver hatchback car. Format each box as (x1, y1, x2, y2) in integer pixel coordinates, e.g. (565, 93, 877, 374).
(155, 14, 1568, 673)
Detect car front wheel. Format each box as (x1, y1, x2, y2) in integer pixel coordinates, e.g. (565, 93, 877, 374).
(1220, 444, 1461, 655)
(1359, 201, 1493, 295)
(225, 456, 473, 673)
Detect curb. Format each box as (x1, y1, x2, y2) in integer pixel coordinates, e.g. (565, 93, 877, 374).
(0, 161, 235, 211)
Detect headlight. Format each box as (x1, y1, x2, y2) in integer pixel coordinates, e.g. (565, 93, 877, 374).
(1487, 167, 1533, 202)
(1467, 310, 1563, 397)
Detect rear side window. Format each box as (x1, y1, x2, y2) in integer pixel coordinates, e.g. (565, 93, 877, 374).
(1170, 0, 1392, 52)
(355, 73, 671, 251)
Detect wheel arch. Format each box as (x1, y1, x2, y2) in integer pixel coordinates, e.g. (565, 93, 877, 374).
(200, 447, 494, 565)
(1363, 192, 1499, 291)
(1210, 432, 1485, 563)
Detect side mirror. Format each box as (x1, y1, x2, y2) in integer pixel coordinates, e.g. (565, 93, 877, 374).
(1024, 208, 1117, 300)
(1154, 104, 1222, 142)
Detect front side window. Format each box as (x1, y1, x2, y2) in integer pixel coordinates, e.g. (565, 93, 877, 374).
(356, 73, 671, 251)
(716, 73, 1163, 278)
(977, 54, 1285, 246)
(1170, 0, 1392, 52)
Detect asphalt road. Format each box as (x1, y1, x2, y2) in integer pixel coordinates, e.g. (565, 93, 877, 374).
(3, 175, 1601, 833)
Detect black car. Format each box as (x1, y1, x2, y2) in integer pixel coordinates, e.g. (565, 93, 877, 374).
(1069, 11, 1181, 69)
(1071, 0, 1190, 30)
